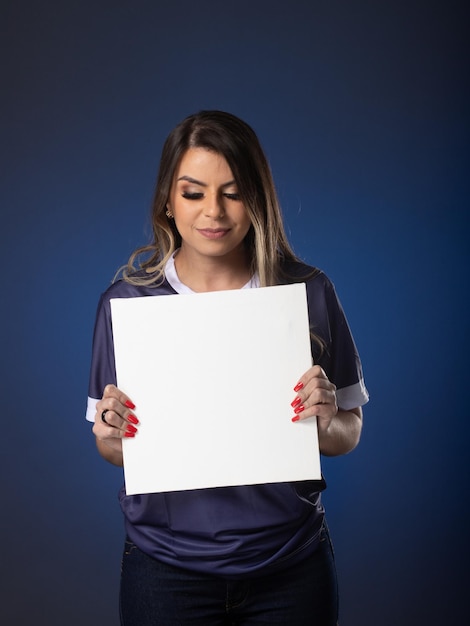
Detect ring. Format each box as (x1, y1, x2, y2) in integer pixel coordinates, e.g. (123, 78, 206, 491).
(101, 409, 109, 424)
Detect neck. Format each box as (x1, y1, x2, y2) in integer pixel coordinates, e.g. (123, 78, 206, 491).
(174, 246, 251, 292)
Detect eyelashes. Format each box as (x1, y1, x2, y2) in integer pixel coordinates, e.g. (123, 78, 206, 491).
(181, 192, 241, 201)
(182, 192, 204, 200)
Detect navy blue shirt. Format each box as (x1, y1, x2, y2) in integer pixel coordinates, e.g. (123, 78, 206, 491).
(86, 260, 368, 577)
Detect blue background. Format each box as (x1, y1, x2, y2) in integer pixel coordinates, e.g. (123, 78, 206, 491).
(1, 1, 468, 624)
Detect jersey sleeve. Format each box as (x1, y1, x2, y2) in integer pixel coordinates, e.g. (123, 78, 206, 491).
(85, 292, 117, 422)
(306, 274, 369, 411)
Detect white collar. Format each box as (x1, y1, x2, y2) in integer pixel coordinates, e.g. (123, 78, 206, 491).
(164, 252, 260, 294)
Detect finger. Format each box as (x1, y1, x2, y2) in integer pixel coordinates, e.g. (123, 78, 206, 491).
(291, 389, 337, 422)
(291, 378, 335, 409)
(92, 418, 137, 439)
(294, 365, 328, 387)
(103, 384, 136, 411)
(93, 403, 139, 438)
(303, 384, 337, 410)
(98, 391, 138, 423)
(291, 403, 337, 423)
(96, 395, 139, 436)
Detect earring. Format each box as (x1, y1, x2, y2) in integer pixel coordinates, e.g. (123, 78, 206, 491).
(166, 209, 173, 219)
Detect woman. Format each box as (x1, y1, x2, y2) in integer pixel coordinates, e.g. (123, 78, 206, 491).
(86, 110, 368, 625)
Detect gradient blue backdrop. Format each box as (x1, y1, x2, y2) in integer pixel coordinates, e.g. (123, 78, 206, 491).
(1, 1, 468, 624)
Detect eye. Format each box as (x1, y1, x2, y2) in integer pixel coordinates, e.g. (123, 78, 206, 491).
(223, 193, 241, 201)
(182, 192, 204, 200)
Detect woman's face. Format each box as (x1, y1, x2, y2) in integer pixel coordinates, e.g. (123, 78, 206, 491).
(167, 147, 252, 264)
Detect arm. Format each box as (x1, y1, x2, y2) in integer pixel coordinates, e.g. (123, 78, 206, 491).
(317, 406, 362, 456)
(291, 365, 363, 456)
(92, 384, 140, 467)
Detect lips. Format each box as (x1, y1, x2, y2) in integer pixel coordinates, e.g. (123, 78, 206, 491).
(197, 228, 230, 239)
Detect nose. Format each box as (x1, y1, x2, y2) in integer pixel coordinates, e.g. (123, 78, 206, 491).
(203, 192, 224, 218)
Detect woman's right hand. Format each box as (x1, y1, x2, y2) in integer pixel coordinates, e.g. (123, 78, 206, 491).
(92, 385, 139, 464)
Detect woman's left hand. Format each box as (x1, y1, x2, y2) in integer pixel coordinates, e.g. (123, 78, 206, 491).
(290, 365, 338, 434)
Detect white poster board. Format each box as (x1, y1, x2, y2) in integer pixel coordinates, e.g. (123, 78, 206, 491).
(110, 283, 321, 494)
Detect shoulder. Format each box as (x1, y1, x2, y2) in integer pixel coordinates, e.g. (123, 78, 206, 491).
(99, 275, 177, 305)
(278, 259, 333, 292)
(278, 259, 344, 329)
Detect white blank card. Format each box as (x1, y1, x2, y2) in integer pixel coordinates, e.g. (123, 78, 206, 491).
(110, 283, 321, 494)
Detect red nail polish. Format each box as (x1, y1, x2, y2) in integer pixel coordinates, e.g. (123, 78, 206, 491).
(126, 424, 137, 434)
(294, 382, 304, 392)
(124, 431, 135, 438)
(125, 400, 136, 410)
(294, 404, 305, 414)
(127, 414, 139, 425)
(291, 397, 302, 408)
(291, 415, 300, 422)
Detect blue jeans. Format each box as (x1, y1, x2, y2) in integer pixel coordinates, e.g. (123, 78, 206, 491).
(119, 524, 338, 625)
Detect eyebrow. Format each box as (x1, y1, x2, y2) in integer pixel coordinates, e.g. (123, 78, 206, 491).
(176, 175, 236, 188)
